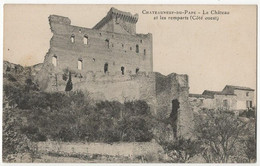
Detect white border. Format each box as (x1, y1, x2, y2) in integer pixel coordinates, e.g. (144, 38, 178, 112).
(0, 0, 259, 166)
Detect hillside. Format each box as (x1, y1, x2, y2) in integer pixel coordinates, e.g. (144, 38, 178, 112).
(4, 60, 43, 79)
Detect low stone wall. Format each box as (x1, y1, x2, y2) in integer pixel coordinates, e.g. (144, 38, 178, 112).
(37, 141, 163, 157)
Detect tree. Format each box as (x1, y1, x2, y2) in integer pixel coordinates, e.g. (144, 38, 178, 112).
(24, 78, 39, 92)
(242, 118, 256, 163)
(2, 108, 30, 162)
(243, 135, 256, 162)
(194, 109, 248, 163)
(65, 72, 73, 91)
(159, 137, 202, 163)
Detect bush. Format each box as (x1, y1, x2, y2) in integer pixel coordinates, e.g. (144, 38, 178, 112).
(7, 74, 17, 82)
(3, 79, 155, 143)
(195, 109, 250, 163)
(20, 125, 47, 142)
(3, 108, 30, 161)
(239, 108, 255, 118)
(159, 137, 202, 163)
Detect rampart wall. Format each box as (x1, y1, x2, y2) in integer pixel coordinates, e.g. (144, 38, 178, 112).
(36, 67, 193, 138)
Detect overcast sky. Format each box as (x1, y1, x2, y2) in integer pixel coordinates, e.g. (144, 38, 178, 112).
(3, 5, 256, 94)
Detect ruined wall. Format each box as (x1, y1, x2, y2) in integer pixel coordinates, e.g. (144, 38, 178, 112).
(35, 11, 193, 139)
(43, 15, 152, 77)
(153, 73, 192, 138)
(36, 68, 193, 139)
(37, 141, 163, 158)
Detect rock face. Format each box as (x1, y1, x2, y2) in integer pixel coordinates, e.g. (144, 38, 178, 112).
(3, 60, 42, 78)
(35, 8, 193, 138)
(3, 61, 24, 75)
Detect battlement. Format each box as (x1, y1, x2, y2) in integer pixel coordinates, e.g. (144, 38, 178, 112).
(47, 66, 188, 87)
(93, 7, 139, 30)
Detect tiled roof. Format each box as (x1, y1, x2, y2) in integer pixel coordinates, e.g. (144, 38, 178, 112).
(202, 90, 223, 96)
(224, 85, 254, 91)
(190, 85, 254, 98)
(189, 93, 213, 99)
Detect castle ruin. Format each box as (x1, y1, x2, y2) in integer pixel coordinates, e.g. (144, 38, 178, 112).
(36, 7, 193, 138)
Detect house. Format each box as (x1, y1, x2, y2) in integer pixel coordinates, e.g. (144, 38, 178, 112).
(189, 85, 255, 112)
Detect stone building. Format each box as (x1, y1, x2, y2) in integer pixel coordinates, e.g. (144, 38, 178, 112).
(45, 7, 152, 76)
(189, 85, 255, 113)
(35, 7, 194, 138)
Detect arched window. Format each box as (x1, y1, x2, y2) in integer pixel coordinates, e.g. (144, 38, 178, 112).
(121, 66, 125, 75)
(78, 59, 83, 70)
(105, 39, 109, 48)
(136, 68, 139, 73)
(71, 35, 75, 43)
(83, 35, 88, 45)
(104, 63, 108, 73)
(52, 55, 57, 67)
(136, 44, 139, 53)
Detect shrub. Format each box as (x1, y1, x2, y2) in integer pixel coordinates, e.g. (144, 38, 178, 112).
(3, 108, 30, 162)
(7, 74, 17, 82)
(159, 137, 202, 163)
(195, 109, 249, 163)
(4, 78, 155, 143)
(22, 99, 154, 142)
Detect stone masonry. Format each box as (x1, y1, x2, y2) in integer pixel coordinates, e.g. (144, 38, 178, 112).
(36, 7, 193, 138)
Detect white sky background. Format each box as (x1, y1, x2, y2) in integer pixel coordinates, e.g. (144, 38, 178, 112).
(3, 4, 257, 94)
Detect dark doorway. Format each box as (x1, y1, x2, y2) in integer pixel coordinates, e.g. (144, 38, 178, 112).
(136, 44, 139, 53)
(169, 99, 180, 138)
(121, 66, 125, 75)
(105, 39, 109, 48)
(104, 63, 108, 73)
(136, 68, 139, 73)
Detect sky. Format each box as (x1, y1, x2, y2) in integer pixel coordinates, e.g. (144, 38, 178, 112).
(3, 5, 257, 94)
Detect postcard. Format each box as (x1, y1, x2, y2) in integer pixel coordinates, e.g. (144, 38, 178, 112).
(3, 4, 257, 163)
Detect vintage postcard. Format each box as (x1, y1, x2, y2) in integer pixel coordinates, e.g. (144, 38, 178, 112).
(2, 4, 257, 163)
